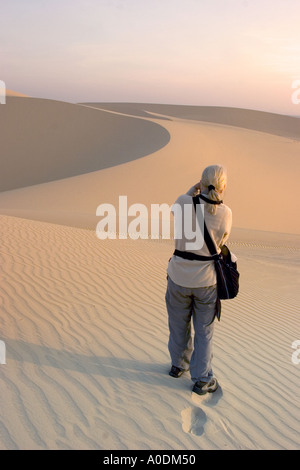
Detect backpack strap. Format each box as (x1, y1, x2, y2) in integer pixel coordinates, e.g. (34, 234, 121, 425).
(193, 196, 220, 259)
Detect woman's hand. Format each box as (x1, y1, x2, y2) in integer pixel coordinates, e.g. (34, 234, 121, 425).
(186, 182, 201, 196)
(193, 182, 201, 192)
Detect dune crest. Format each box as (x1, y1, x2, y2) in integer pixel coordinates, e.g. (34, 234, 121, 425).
(86, 103, 300, 140)
(5, 89, 29, 98)
(0, 97, 170, 191)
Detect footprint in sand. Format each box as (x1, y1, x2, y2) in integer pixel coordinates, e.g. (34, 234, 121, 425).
(181, 387, 223, 435)
(181, 407, 207, 435)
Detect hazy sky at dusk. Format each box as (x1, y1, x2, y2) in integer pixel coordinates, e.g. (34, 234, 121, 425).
(2, 0, 300, 114)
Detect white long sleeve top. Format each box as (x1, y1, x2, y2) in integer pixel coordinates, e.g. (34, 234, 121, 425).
(167, 185, 232, 288)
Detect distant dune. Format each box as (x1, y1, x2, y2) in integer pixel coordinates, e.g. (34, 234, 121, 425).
(0, 97, 170, 191)
(0, 98, 299, 234)
(84, 103, 300, 140)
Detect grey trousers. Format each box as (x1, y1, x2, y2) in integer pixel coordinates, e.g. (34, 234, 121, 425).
(165, 276, 218, 383)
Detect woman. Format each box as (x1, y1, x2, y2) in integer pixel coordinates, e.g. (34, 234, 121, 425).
(165, 164, 232, 395)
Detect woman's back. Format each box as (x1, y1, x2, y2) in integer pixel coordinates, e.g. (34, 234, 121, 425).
(167, 164, 232, 288)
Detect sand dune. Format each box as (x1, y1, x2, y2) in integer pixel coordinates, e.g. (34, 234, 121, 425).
(85, 103, 300, 140)
(0, 214, 299, 449)
(0, 97, 170, 191)
(1, 96, 300, 450)
(0, 99, 299, 234)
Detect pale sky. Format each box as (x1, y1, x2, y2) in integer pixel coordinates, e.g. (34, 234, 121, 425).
(2, 0, 300, 115)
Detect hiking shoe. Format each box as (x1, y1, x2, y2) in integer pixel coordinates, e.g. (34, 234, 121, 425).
(169, 365, 185, 378)
(192, 378, 219, 395)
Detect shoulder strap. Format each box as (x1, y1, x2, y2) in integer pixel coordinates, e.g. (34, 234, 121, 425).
(193, 196, 219, 257)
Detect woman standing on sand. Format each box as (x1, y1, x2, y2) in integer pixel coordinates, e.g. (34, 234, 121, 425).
(165, 164, 232, 395)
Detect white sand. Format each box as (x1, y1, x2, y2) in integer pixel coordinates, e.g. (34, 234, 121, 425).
(0, 98, 300, 450)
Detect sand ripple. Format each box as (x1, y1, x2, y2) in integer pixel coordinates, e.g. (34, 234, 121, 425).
(0, 215, 300, 449)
